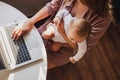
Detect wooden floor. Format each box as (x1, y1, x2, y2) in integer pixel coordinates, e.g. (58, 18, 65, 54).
(47, 24, 120, 80)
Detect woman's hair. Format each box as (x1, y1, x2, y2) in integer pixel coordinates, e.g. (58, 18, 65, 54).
(80, 0, 113, 21)
(64, 0, 72, 5)
(64, 0, 113, 21)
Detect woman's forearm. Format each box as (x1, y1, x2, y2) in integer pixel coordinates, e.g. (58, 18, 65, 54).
(29, 0, 62, 25)
(61, 33, 77, 49)
(57, 21, 77, 49)
(29, 7, 50, 24)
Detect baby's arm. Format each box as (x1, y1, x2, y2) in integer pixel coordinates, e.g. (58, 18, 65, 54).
(69, 39, 87, 64)
(57, 23, 77, 49)
(53, 8, 68, 25)
(53, 16, 61, 26)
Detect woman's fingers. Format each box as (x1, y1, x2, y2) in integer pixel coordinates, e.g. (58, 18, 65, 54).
(56, 20, 64, 33)
(11, 19, 34, 40)
(56, 20, 60, 28)
(12, 28, 19, 40)
(12, 28, 23, 40)
(15, 30, 23, 40)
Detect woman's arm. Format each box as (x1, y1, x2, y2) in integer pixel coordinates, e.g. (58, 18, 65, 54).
(12, 0, 63, 40)
(12, 7, 49, 40)
(53, 9, 67, 25)
(30, 0, 63, 24)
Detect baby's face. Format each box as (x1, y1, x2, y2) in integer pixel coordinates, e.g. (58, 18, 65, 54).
(68, 19, 86, 43)
(68, 29, 85, 43)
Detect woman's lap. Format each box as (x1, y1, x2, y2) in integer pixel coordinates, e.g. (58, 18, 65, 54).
(46, 47, 75, 69)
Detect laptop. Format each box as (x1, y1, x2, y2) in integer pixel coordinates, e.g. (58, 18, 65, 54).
(0, 20, 44, 70)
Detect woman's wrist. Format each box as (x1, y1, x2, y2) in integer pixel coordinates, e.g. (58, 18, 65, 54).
(22, 18, 35, 33)
(28, 18, 35, 25)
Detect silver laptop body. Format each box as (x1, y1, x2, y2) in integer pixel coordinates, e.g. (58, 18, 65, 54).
(0, 20, 44, 70)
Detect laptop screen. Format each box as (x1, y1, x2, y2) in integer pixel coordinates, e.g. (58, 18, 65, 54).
(0, 38, 6, 70)
(0, 52, 6, 70)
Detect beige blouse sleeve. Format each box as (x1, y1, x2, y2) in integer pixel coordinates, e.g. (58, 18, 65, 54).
(86, 13, 111, 50)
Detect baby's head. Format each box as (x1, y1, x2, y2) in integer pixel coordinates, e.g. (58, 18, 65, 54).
(68, 18, 91, 43)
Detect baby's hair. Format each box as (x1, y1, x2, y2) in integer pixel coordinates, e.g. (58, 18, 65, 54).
(71, 18, 91, 37)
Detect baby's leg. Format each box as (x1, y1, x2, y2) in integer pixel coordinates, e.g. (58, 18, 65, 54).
(41, 23, 55, 39)
(48, 42, 63, 52)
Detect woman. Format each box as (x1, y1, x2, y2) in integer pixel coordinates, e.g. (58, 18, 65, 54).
(12, 0, 113, 69)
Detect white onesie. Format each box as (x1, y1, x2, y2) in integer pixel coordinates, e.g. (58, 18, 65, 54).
(50, 9, 87, 61)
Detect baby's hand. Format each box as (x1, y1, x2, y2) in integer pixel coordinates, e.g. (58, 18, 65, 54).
(53, 16, 61, 26)
(69, 57, 76, 64)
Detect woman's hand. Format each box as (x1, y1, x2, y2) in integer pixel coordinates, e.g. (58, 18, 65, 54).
(12, 19, 34, 40)
(56, 20, 77, 49)
(56, 19, 64, 34)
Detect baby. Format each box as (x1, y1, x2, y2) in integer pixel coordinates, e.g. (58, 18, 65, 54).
(42, 8, 91, 63)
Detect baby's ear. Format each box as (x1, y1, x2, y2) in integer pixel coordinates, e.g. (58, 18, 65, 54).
(71, 19, 74, 24)
(70, 19, 75, 27)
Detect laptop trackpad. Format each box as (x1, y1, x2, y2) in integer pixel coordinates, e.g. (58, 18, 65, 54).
(24, 34, 40, 51)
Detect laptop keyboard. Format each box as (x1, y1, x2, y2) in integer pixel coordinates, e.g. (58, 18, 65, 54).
(5, 24, 31, 64)
(14, 37, 31, 64)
